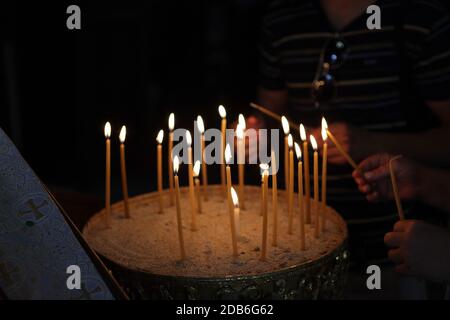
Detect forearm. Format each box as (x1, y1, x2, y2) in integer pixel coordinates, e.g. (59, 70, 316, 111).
(417, 165, 450, 213)
(370, 127, 450, 167)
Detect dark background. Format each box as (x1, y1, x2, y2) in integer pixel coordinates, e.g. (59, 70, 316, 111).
(1, 1, 267, 220)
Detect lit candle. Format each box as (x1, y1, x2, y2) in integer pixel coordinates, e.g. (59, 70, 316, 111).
(104, 122, 111, 227)
(197, 115, 208, 201)
(230, 186, 240, 238)
(193, 160, 202, 214)
(119, 126, 130, 218)
(168, 113, 175, 205)
(173, 156, 186, 260)
(225, 144, 238, 256)
(156, 129, 164, 214)
(287, 134, 294, 235)
(260, 164, 269, 261)
(271, 150, 278, 247)
(321, 118, 328, 232)
(236, 123, 245, 210)
(281, 116, 290, 194)
(300, 124, 311, 224)
(310, 135, 319, 238)
(219, 105, 227, 198)
(295, 142, 305, 250)
(186, 130, 197, 231)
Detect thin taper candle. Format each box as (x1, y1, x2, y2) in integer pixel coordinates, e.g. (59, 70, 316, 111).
(271, 150, 278, 247)
(260, 165, 269, 261)
(225, 144, 238, 256)
(104, 122, 111, 227)
(197, 116, 208, 201)
(389, 156, 405, 221)
(326, 129, 358, 170)
(300, 124, 311, 224)
(321, 118, 328, 232)
(193, 161, 202, 214)
(119, 126, 130, 218)
(287, 134, 294, 235)
(173, 156, 186, 260)
(219, 105, 227, 198)
(186, 131, 197, 231)
(311, 135, 319, 238)
(236, 123, 245, 209)
(295, 143, 305, 250)
(282, 116, 290, 195)
(156, 129, 164, 214)
(168, 113, 175, 205)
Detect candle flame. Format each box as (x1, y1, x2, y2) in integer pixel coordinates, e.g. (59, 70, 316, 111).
(218, 105, 226, 118)
(236, 123, 244, 140)
(294, 142, 302, 160)
(300, 124, 306, 141)
(225, 144, 232, 164)
(186, 130, 192, 146)
(104, 122, 111, 138)
(197, 115, 205, 134)
(238, 114, 246, 130)
(230, 186, 239, 207)
(173, 156, 179, 174)
(321, 117, 328, 141)
(259, 163, 269, 177)
(119, 125, 126, 143)
(168, 113, 175, 131)
(193, 160, 201, 177)
(287, 134, 293, 148)
(156, 129, 164, 144)
(281, 116, 290, 135)
(310, 135, 318, 150)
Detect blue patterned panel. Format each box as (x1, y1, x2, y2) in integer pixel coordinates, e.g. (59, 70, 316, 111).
(0, 127, 116, 300)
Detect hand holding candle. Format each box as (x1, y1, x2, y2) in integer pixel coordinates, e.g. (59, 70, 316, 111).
(173, 156, 186, 260)
(310, 135, 319, 238)
(119, 126, 130, 218)
(104, 122, 112, 227)
(156, 129, 164, 214)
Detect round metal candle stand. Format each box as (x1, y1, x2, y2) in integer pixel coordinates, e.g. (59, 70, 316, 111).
(85, 185, 349, 300)
(101, 243, 348, 300)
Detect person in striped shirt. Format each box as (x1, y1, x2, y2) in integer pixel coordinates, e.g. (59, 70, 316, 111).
(249, 0, 450, 264)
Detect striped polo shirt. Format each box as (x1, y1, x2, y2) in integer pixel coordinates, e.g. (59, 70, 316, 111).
(259, 0, 450, 261)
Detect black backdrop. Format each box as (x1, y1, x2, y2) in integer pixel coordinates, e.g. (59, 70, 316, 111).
(1, 1, 266, 201)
